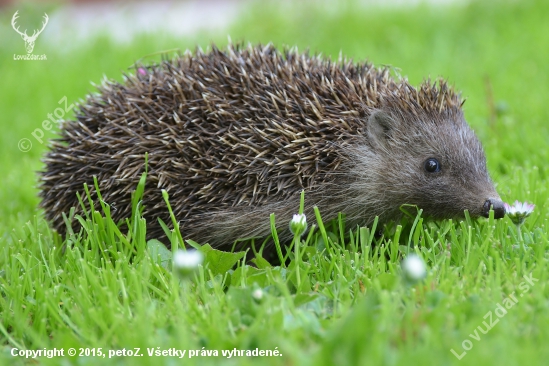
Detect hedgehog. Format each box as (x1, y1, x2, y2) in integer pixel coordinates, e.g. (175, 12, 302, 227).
(39, 43, 505, 251)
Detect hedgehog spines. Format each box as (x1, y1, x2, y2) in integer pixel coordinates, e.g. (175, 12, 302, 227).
(40, 42, 470, 248)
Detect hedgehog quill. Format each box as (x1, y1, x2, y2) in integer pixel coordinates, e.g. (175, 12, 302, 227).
(40, 43, 505, 250)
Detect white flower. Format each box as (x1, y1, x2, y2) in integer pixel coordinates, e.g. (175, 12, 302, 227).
(252, 288, 264, 301)
(504, 200, 535, 226)
(289, 213, 307, 236)
(173, 249, 203, 278)
(401, 254, 427, 282)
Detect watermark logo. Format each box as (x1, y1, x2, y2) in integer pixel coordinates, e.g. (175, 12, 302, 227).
(11, 10, 48, 61)
(18, 96, 74, 152)
(450, 273, 539, 360)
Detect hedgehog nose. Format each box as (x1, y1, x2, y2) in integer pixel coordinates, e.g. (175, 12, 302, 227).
(482, 199, 505, 219)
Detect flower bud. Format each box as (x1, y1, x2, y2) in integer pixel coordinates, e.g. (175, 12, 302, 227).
(289, 213, 308, 236)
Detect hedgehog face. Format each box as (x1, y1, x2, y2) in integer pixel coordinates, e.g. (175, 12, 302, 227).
(364, 109, 504, 221)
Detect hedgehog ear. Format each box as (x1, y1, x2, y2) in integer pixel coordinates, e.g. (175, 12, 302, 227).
(367, 110, 398, 148)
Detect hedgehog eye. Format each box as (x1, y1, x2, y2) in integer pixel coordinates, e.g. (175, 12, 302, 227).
(424, 158, 441, 173)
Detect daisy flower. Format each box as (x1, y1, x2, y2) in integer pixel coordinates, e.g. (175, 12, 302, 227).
(401, 254, 427, 283)
(173, 249, 203, 279)
(504, 200, 535, 226)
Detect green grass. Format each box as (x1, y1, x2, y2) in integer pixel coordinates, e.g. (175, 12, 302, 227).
(1, 0, 549, 364)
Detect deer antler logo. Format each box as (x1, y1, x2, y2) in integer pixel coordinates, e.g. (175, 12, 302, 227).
(11, 11, 49, 54)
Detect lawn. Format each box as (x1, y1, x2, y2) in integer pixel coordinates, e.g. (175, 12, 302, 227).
(1, 0, 549, 365)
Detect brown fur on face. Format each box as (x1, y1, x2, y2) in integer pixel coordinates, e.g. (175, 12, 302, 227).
(39, 43, 503, 249)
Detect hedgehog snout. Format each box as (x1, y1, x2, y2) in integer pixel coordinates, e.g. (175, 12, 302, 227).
(481, 198, 505, 219)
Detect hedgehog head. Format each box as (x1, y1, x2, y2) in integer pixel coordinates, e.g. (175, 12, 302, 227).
(350, 95, 504, 222)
